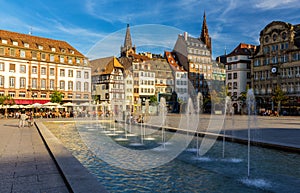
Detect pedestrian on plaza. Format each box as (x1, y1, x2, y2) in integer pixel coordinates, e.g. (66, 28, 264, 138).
(18, 110, 27, 128)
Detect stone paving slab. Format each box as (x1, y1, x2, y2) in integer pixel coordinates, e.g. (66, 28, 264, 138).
(0, 119, 70, 193)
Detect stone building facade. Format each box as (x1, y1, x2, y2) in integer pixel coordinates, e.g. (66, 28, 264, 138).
(252, 21, 300, 114)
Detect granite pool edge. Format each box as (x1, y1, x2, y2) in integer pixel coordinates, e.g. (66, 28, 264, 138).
(34, 120, 108, 193)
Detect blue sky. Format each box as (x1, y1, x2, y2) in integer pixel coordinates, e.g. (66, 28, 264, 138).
(0, 0, 300, 60)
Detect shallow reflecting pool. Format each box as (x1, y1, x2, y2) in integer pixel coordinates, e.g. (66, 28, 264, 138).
(45, 121, 300, 193)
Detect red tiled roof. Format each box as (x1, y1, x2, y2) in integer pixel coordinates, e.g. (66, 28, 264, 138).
(0, 29, 84, 57)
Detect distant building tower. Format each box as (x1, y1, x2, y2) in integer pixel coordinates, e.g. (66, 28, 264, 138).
(200, 12, 212, 54)
(120, 24, 136, 57)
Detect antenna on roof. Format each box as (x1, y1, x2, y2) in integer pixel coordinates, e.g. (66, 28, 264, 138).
(29, 27, 32, 35)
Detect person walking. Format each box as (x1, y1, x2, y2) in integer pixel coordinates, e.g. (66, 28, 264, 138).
(18, 110, 27, 128)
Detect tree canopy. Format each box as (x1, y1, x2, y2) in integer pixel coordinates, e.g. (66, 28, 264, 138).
(50, 91, 63, 104)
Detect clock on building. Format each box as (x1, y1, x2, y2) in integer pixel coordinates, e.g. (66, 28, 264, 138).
(271, 66, 278, 74)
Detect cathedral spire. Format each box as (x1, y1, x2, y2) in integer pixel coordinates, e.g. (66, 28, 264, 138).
(124, 24, 132, 49)
(200, 12, 212, 53)
(121, 24, 136, 57)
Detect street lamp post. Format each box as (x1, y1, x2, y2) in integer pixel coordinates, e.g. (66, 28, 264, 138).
(32, 93, 36, 117)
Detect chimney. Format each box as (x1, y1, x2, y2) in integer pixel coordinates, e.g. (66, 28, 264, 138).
(184, 32, 188, 41)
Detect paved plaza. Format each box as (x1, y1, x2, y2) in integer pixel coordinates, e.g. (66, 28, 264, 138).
(0, 115, 299, 192)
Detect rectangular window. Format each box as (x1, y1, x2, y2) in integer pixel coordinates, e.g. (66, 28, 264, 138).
(76, 58, 80, 64)
(41, 79, 46, 89)
(32, 78, 37, 88)
(84, 82, 89, 91)
(41, 53, 46, 60)
(84, 72, 89, 79)
(50, 54, 55, 62)
(68, 81, 73, 90)
(68, 70, 73, 77)
(233, 82, 238, 89)
(20, 50, 26, 58)
(50, 68, 55, 76)
(32, 51, 37, 59)
(9, 63, 15, 72)
(228, 73, 232, 80)
(10, 48, 15, 56)
(76, 71, 81, 78)
(60, 81, 65, 90)
(76, 94, 81, 99)
(0, 76, 4, 87)
(0, 63, 4, 71)
(0, 47, 4, 55)
(76, 81, 81, 91)
(20, 78, 26, 88)
(19, 92, 26, 98)
(41, 94, 47, 98)
(50, 80, 54, 90)
(68, 57, 73, 64)
(60, 56, 64, 63)
(8, 92, 15, 98)
(32, 66, 37, 74)
(233, 73, 237, 79)
(84, 94, 89, 99)
(9, 77, 15, 88)
(68, 94, 73, 99)
(41, 67, 46, 75)
(60, 69, 65, 77)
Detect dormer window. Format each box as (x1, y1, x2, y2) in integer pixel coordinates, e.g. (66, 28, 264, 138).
(2, 39, 7, 44)
(13, 41, 18, 46)
(24, 43, 29, 48)
(61, 48, 65, 53)
(38, 45, 43, 50)
(51, 47, 56, 52)
(70, 49, 74, 54)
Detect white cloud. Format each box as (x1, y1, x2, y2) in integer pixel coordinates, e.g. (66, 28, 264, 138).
(254, 0, 299, 10)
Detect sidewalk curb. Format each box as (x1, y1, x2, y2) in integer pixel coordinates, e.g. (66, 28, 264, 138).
(35, 120, 108, 193)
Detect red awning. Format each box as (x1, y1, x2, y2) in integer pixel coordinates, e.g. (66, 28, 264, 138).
(14, 99, 50, 105)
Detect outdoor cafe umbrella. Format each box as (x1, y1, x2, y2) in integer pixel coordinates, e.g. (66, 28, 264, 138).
(32, 103, 42, 108)
(62, 102, 75, 107)
(42, 102, 59, 107)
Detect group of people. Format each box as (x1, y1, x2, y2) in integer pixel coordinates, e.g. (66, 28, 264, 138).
(17, 110, 34, 128)
(262, 110, 279, 117)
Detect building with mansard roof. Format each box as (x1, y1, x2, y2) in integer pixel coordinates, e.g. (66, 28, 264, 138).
(0, 29, 91, 105)
(173, 13, 213, 96)
(223, 43, 256, 113)
(252, 21, 300, 115)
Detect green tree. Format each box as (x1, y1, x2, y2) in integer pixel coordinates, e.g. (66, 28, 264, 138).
(93, 95, 100, 104)
(272, 85, 288, 115)
(149, 95, 158, 105)
(0, 95, 15, 106)
(50, 91, 63, 104)
(0, 95, 15, 116)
